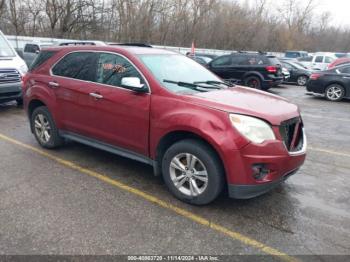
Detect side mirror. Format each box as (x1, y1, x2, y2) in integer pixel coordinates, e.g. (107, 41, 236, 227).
(121, 77, 147, 92)
(35, 50, 40, 54)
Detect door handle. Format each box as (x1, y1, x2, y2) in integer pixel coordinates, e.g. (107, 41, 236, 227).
(48, 81, 60, 88)
(89, 92, 104, 99)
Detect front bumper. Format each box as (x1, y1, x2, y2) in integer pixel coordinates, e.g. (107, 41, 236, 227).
(0, 82, 22, 103)
(229, 168, 299, 199)
(223, 128, 306, 199)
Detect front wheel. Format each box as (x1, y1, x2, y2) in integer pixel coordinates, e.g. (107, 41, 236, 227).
(31, 106, 64, 148)
(162, 139, 225, 205)
(325, 84, 345, 102)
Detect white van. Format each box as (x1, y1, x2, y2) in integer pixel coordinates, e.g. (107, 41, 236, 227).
(0, 31, 28, 104)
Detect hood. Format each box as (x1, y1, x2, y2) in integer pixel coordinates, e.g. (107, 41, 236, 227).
(0, 56, 27, 73)
(185, 86, 300, 125)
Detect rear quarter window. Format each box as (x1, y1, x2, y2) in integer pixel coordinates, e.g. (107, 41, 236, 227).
(29, 51, 56, 71)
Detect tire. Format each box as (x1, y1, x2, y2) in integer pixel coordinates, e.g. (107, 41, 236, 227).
(297, 75, 308, 86)
(162, 139, 225, 205)
(30, 106, 64, 148)
(244, 76, 262, 90)
(325, 84, 345, 102)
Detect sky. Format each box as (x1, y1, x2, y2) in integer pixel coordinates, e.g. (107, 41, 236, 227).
(238, 0, 350, 27)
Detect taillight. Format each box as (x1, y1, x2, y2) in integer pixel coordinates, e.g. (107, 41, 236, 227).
(266, 66, 277, 73)
(310, 73, 322, 80)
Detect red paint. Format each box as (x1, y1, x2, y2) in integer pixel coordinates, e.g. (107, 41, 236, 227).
(23, 46, 306, 191)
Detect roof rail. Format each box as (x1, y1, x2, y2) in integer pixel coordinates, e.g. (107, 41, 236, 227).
(109, 43, 153, 48)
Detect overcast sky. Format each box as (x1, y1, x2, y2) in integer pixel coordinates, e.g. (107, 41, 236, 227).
(239, 0, 350, 27)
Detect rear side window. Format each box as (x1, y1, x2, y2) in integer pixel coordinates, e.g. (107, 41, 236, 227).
(29, 51, 56, 71)
(52, 52, 98, 82)
(211, 55, 231, 67)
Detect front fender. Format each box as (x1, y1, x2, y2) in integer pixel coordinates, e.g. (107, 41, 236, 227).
(149, 96, 249, 160)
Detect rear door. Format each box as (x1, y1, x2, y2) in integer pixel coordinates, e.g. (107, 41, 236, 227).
(50, 51, 100, 137)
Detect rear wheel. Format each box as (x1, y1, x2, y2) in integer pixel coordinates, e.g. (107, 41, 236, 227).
(162, 139, 224, 205)
(31, 106, 64, 148)
(244, 76, 262, 89)
(325, 84, 345, 102)
(297, 75, 308, 86)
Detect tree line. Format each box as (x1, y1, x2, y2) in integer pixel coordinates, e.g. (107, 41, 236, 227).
(0, 0, 349, 52)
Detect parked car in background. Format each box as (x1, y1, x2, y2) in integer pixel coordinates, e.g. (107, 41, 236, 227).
(284, 51, 308, 59)
(23, 42, 54, 66)
(327, 57, 350, 69)
(282, 67, 290, 82)
(298, 52, 337, 71)
(281, 60, 312, 86)
(207, 52, 284, 90)
(334, 53, 349, 58)
(0, 30, 28, 105)
(23, 45, 306, 205)
(307, 64, 350, 102)
(186, 52, 218, 60)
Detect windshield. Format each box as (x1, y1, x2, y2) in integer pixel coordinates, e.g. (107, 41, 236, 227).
(139, 54, 222, 93)
(0, 34, 15, 57)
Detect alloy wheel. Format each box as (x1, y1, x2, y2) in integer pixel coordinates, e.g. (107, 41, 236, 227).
(169, 153, 209, 197)
(326, 86, 343, 101)
(34, 114, 52, 144)
(297, 76, 307, 86)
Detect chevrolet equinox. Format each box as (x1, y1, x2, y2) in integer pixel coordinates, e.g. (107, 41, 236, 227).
(23, 46, 307, 205)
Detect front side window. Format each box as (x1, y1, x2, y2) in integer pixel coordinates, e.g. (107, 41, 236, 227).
(139, 54, 222, 93)
(52, 52, 98, 82)
(232, 55, 249, 65)
(96, 53, 145, 89)
(315, 56, 324, 63)
(211, 55, 232, 67)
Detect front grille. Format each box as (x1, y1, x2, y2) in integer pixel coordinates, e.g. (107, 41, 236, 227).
(0, 69, 21, 84)
(279, 117, 304, 152)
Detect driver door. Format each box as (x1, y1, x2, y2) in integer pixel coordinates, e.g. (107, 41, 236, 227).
(87, 52, 151, 156)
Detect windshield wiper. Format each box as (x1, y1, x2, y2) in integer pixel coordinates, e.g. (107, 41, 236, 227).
(163, 79, 223, 91)
(194, 80, 234, 87)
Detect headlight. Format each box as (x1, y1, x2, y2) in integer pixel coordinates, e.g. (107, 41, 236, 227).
(229, 114, 276, 144)
(19, 64, 28, 75)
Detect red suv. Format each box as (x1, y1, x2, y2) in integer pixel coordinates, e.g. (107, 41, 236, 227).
(23, 46, 307, 205)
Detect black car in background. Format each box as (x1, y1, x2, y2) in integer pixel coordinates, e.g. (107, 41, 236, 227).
(307, 65, 350, 102)
(191, 56, 213, 65)
(281, 60, 312, 86)
(207, 52, 284, 90)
